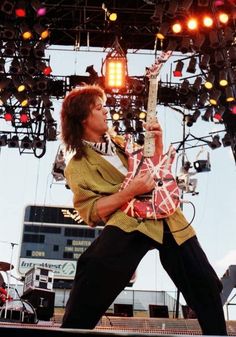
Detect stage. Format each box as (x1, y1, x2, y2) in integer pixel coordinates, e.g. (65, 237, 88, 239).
(0, 316, 236, 337)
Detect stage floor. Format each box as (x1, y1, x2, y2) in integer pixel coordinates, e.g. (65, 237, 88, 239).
(0, 317, 236, 336)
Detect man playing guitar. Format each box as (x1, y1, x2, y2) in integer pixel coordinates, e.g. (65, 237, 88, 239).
(60, 72, 227, 334)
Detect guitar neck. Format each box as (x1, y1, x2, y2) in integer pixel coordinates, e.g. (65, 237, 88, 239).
(143, 75, 159, 157)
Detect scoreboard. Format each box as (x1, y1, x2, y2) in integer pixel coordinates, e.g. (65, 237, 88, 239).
(18, 205, 103, 280)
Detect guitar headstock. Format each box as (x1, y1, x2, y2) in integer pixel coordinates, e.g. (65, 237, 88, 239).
(146, 50, 172, 78)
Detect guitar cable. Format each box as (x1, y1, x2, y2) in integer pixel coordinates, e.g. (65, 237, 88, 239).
(167, 200, 196, 234)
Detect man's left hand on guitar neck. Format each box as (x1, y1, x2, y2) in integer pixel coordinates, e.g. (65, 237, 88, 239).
(143, 119, 163, 158)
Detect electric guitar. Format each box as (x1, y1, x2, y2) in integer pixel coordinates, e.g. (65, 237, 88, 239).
(120, 50, 180, 220)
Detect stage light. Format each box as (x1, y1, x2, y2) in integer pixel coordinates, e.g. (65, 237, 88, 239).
(192, 33, 205, 51)
(105, 57, 127, 90)
(166, 1, 178, 19)
(151, 3, 164, 25)
(156, 22, 169, 40)
(37, 61, 52, 75)
(204, 73, 215, 89)
(138, 111, 146, 119)
(202, 106, 213, 121)
(111, 111, 120, 121)
(46, 124, 57, 141)
(199, 54, 210, 70)
(19, 43, 32, 57)
(185, 95, 197, 109)
(213, 105, 225, 120)
(8, 135, 19, 148)
(32, 137, 45, 149)
(12, 77, 26, 92)
(173, 60, 184, 77)
(172, 22, 182, 34)
(9, 58, 21, 74)
(0, 58, 5, 72)
(14, 92, 28, 107)
(33, 42, 46, 58)
(224, 27, 234, 46)
(203, 15, 213, 27)
(15, 0, 26, 17)
(222, 132, 232, 147)
(0, 78, 11, 91)
(2, 24, 17, 39)
(180, 37, 191, 54)
(225, 86, 235, 102)
(3, 42, 16, 56)
(36, 77, 48, 91)
(192, 77, 202, 93)
(31, 0, 47, 17)
(218, 12, 229, 24)
(21, 136, 32, 149)
(194, 158, 211, 172)
(209, 89, 221, 105)
(131, 78, 144, 95)
(21, 24, 33, 40)
(20, 111, 29, 123)
(219, 69, 228, 87)
(187, 18, 198, 31)
(25, 60, 37, 76)
(208, 134, 222, 149)
(179, 79, 190, 95)
(186, 58, 197, 74)
(186, 110, 201, 126)
(42, 95, 53, 108)
(0, 135, 7, 147)
(198, 0, 210, 6)
(0, 0, 14, 15)
(230, 104, 236, 114)
(229, 46, 236, 65)
(198, 92, 208, 107)
(0, 90, 11, 105)
(33, 23, 50, 40)
(4, 111, 13, 122)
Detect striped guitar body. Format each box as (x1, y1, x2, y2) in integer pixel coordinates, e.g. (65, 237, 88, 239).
(120, 140, 180, 220)
(120, 50, 180, 220)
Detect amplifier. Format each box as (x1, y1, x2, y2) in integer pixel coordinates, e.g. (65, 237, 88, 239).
(23, 267, 54, 294)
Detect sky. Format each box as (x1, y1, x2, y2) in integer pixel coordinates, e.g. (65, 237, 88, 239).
(0, 46, 236, 319)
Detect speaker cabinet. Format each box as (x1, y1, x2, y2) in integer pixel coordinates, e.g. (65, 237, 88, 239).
(113, 303, 133, 317)
(21, 289, 55, 321)
(149, 304, 169, 318)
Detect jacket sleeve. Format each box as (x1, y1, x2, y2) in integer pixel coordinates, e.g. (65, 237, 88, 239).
(65, 165, 103, 227)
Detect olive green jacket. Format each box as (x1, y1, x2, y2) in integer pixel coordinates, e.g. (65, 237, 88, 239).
(65, 145, 196, 245)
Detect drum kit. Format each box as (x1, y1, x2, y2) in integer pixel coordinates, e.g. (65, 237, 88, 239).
(0, 261, 37, 323)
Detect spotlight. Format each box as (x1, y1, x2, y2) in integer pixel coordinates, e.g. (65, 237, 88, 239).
(192, 77, 202, 93)
(202, 106, 213, 121)
(173, 60, 184, 77)
(218, 12, 229, 24)
(204, 73, 215, 90)
(186, 110, 201, 126)
(194, 159, 211, 172)
(225, 86, 235, 102)
(20, 111, 29, 123)
(186, 58, 197, 74)
(192, 33, 205, 52)
(4, 111, 13, 121)
(0, 0, 14, 15)
(209, 89, 221, 105)
(198, 92, 208, 107)
(208, 134, 222, 149)
(0, 135, 7, 146)
(15, 0, 26, 17)
(151, 4, 164, 25)
(180, 37, 191, 54)
(105, 57, 127, 90)
(185, 95, 197, 110)
(12, 77, 26, 92)
(33, 42, 46, 58)
(179, 79, 190, 95)
(219, 69, 228, 87)
(187, 18, 198, 31)
(31, 0, 47, 16)
(8, 135, 19, 148)
(130, 78, 144, 95)
(203, 15, 213, 27)
(171, 22, 182, 34)
(32, 137, 45, 149)
(21, 136, 32, 149)
(33, 23, 50, 39)
(19, 43, 32, 57)
(2, 24, 17, 39)
(199, 54, 210, 70)
(111, 110, 120, 121)
(3, 42, 16, 56)
(46, 124, 57, 141)
(214, 50, 225, 68)
(213, 106, 225, 121)
(14, 92, 28, 107)
(9, 58, 21, 74)
(156, 22, 170, 40)
(222, 132, 232, 147)
(21, 24, 33, 40)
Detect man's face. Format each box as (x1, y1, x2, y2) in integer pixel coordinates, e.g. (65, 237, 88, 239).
(82, 96, 108, 139)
